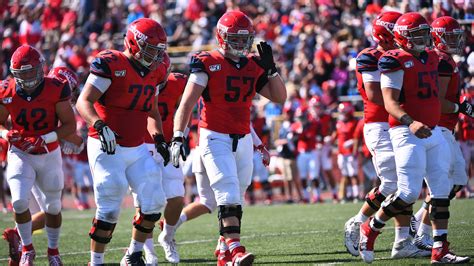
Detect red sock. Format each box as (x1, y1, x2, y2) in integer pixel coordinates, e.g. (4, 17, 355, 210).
(22, 244, 34, 252)
(48, 247, 59, 256)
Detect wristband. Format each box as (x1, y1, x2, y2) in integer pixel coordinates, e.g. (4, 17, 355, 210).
(153, 134, 165, 143)
(41, 131, 58, 144)
(400, 114, 414, 126)
(268, 71, 279, 78)
(453, 103, 459, 113)
(1, 130, 8, 140)
(93, 120, 106, 131)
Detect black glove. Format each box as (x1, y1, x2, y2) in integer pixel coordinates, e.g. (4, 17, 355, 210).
(459, 100, 474, 118)
(94, 120, 117, 155)
(253, 41, 277, 76)
(153, 134, 170, 166)
(170, 136, 187, 168)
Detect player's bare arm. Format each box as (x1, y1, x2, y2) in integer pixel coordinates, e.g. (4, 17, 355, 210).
(364, 82, 384, 106)
(147, 95, 165, 137)
(0, 104, 10, 133)
(382, 87, 431, 138)
(254, 42, 286, 104)
(54, 100, 76, 139)
(173, 81, 205, 133)
(76, 83, 103, 127)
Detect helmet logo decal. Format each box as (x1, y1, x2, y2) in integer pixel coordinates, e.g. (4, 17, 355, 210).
(130, 24, 148, 41)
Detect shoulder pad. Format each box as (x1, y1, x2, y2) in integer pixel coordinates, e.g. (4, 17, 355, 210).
(189, 52, 208, 74)
(378, 53, 402, 73)
(356, 50, 380, 73)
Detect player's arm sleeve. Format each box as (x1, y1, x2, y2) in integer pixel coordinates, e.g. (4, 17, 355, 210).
(438, 59, 454, 77)
(357, 52, 379, 72)
(59, 83, 72, 101)
(188, 72, 208, 87)
(85, 74, 112, 93)
(362, 71, 381, 82)
(90, 56, 112, 79)
(380, 70, 404, 90)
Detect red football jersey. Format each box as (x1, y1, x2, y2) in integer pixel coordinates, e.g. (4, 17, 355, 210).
(0, 77, 71, 151)
(88, 50, 166, 147)
(379, 49, 440, 128)
(0, 138, 8, 162)
(436, 50, 460, 131)
(356, 47, 389, 123)
(145, 72, 188, 144)
(190, 50, 267, 134)
(336, 118, 358, 155)
(314, 113, 333, 137)
(290, 119, 319, 152)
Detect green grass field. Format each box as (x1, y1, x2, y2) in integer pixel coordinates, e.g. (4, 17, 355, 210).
(1, 199, 473, 265)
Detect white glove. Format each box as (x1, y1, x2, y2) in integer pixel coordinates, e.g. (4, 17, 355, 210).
(170, 131, 187, 168)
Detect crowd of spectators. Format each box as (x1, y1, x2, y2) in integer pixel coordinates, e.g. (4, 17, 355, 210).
(0, 0, 474, 204)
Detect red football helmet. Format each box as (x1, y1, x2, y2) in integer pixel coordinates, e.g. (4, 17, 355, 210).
(216, 10, 255, 57)
(431, 16, 464, 55)
(124, 18, 167, 68)
(372, 11, 402, 50)
(338, 102, 354, 121)
(48, 66, 79, 91)
(393, 12, 431, 52)
(10, 45, 45, 91)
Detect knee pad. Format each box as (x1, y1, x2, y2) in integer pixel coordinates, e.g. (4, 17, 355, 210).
(89, 218, 116, 244)
(430, 198, 450, 220)
(365, 187, 386, 211)
(12, 199, 29, 214)
(218, 205, 242, 236)
(448, 185, 463, 200)
(133, 211, 161, 233)
(381, 194, 413, 218)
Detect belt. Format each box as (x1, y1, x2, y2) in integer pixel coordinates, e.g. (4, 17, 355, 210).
(229, 134, 245, 152)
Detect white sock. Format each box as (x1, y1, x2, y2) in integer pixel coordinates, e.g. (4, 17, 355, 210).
(16, 221, 33, 246)
(354, 212, 369, 223)
(352, 185, 359, 199)
(91, 251, 104, 264)
(45, 226, 61, 249)
(433, 229, 448, 237)
(417, 222, 432, 237)
(414, 204, 426, 222)
(128, 239, 145, 254)
(143, 238, 156, 257)
(312, 188, 320, 198)
(163, 222, 176, 241)
(394, 227, 410, 243)
(175, 213, 187, 229)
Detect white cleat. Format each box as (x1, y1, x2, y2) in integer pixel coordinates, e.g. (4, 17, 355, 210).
(344, 216, 361, 256)
(158, 231, 179, 264)
(145, 253, 159, 266)
(409, 215, 420, 237)
(391, 238, 431, 259)
(413, 233, 433, 251)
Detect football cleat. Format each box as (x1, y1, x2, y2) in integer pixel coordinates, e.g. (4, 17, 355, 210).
(217, 250, 232, 266)
(215, 236, 228, 257)
(391, 238, 431, 258)
(19, 249, 35, 266)
(359, 218, 380, 263)
(3, 228, 22, 266)
(431, 241, 470, 264)
(409, 215, 420, 237)
(144, 253, 158, 266)
(120, 250, 145, 266)
(344, 216, 361, 256)
(158, 231, 179, 264)
(48, 254, 63, 266)
(413, 233, 434, 251)
(229, 246, 254, 266)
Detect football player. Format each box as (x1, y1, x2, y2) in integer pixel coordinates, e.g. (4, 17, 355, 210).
(138, 54, 188, 264)
(170, 10, 286, 265)
(0, 45, 76, 265)
(291, 106, 321, 203)
(344, 11, 429, 259)
(76, 18, 169, 265)
(3, 65, 85, 266)
(411, 16, 472, 252)
(334, 102, 359, 202)
(358, 12, 470, 264)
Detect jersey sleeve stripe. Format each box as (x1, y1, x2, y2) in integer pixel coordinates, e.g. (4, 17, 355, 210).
(59, 83, 72, 101)
(356, 53, 379, 72)
(378, 56, 402, 73)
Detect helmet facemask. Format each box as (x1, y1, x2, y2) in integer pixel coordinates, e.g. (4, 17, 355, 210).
(11, 61, 44, 92)
(436, 29, 465, 55)
(218, 28, 254, 57)
(405, 25, 432, 52)
(136, 40, 166, 68)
